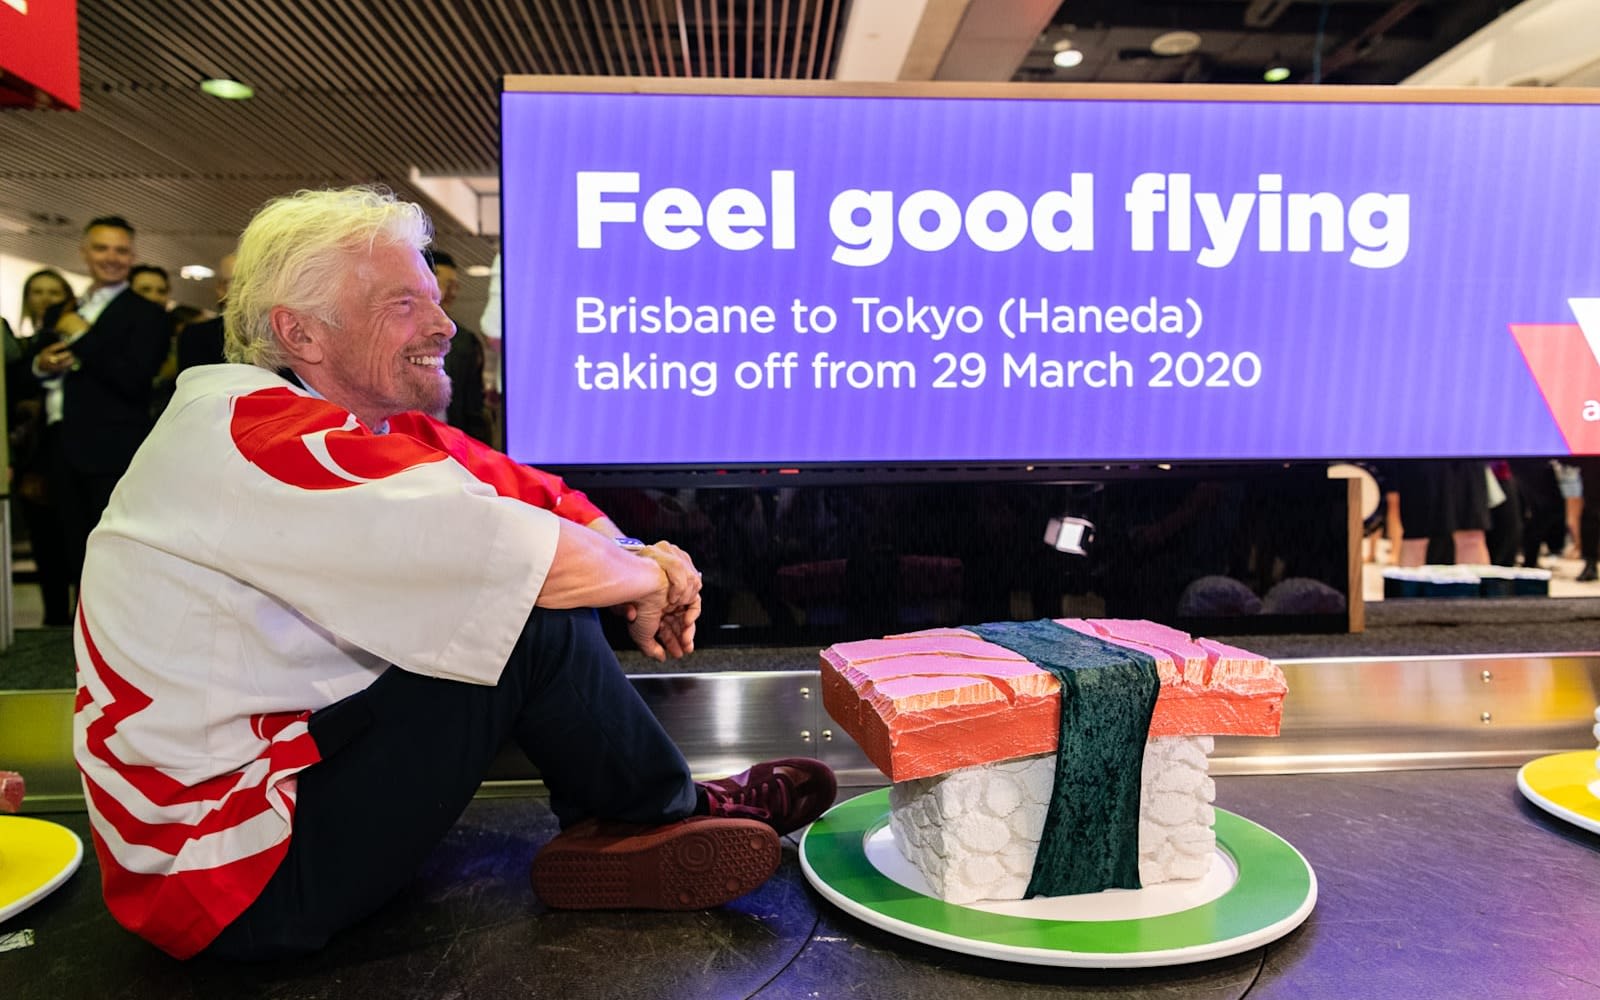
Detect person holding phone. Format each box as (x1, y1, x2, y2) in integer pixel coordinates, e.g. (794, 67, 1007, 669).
(31, 216, 171, 592)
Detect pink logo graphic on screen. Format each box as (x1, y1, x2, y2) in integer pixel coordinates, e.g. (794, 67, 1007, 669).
(1509, 299, 1600, 456)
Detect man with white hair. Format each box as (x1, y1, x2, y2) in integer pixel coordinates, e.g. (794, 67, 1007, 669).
(72, 186, 835, 961)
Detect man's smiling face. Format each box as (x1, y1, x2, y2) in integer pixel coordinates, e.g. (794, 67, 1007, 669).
(313, 240, 456, 427)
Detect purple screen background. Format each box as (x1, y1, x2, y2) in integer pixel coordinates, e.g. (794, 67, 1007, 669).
(499, 91, 1598, 467)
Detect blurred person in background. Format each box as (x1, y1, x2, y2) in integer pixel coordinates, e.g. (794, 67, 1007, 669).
(1556, 462, 1584, 560)
(428, 251, 490, 443)
(177, 251, 235, 371)
(1577, 459, 1600, 582)
(31, 215, 171, 592)
(129, 264, 170, 307)
(1511, 459, 1565, 568)
(11, 269, 77, 625)
(16, 268, 73, 338)
(479, 251, 503, 447)
(1389, 460, 1492, 567)
(151, 304, 206, 420)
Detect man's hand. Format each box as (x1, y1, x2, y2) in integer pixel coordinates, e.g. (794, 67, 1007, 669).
(36, 342, 77, 376)
(537, 520, 704, 661)
(53, 310, 89, 338)
(621, 542, 702, 660)
(633, 541, 701, 608)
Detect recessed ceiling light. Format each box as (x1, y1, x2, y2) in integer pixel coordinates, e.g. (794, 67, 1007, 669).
(1264, 65, 1292, 83)
(200, 78, 254, 100)
(1053, 48, 1085, 69)
(465, 264, 493, 277)
(1150, 30, 1202, 57)
(180, 265, 215, 280)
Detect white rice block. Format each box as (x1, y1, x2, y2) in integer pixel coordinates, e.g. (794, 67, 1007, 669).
(888, 735, 1216, 904)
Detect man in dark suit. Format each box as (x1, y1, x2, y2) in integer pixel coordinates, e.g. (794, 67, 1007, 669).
(176, 251, 234, 371)
(33, 215, 172, 584)
(429, 251, 492, 443)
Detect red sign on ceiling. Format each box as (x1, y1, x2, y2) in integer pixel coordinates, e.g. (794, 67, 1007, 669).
(0, 0, 81, 111)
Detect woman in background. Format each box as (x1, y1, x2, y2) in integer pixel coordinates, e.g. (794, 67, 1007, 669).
(11, 269, 76, 626)
(17, 269, 71, 338)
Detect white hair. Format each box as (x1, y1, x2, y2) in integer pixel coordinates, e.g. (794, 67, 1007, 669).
(224, 186, 432, 370)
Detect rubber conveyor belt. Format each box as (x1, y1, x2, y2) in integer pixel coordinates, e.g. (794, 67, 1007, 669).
(2, 766, 1596, 999)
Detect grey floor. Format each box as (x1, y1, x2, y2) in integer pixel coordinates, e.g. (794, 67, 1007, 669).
(5, 768, 1600, 998)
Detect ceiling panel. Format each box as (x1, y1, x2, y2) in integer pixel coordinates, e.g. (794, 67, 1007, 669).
(0, 0, 848, 315)
(0, 0, 1535, 319)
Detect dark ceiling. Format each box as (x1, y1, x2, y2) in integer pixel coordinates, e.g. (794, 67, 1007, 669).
(0, 0, 1536, 321)
(1019, 0, 1519, 85)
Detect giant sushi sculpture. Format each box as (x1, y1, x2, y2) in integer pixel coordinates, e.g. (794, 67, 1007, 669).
(821, 619, 1286, 903)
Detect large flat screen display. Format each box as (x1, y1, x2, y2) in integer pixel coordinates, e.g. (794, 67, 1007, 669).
(500, 81, 1600, 468)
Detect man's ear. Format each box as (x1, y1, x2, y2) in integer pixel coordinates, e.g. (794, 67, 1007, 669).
(269, 306, 325, 364)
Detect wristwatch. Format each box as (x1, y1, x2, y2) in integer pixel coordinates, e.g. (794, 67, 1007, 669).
(614, 536, 647, 552)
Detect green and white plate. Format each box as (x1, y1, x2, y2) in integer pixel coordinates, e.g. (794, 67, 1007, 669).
(799, 788, 1315, 968)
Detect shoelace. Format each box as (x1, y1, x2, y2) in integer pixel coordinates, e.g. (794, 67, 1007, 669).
(705, 773, 793, 823)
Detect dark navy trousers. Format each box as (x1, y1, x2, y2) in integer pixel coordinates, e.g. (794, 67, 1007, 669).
(207, 608, 696, 960)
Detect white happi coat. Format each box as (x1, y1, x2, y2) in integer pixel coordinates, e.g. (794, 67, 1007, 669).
(72, 364, 603, 958)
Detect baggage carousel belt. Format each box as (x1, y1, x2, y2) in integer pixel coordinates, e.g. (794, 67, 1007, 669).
(4, 603, 1599, 994)
(3, 767, 1597, 999)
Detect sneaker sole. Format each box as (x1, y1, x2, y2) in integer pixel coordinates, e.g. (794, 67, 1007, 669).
(531, 818, 780, 911)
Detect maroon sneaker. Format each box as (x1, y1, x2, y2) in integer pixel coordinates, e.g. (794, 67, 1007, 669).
(531, 816, 779, 910)
(699, 757, 838, 836)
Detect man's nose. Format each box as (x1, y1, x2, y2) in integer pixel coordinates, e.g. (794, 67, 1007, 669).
(431, 302, 456, 338)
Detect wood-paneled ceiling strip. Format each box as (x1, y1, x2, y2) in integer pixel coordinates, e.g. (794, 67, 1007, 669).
(572, 0, 616, 75)
(100, 90, 247, 175)
(80, 0, 216, 89)
(344, 0, 464, 92)
(535, 0, 580, 74)
(704, 0, 723, 77)
(803, 0, 819, 78)
(475, 3, 538, 79)
(188, 0, 330, 91)
(598, 0, 631, 75)
(556, 1, 593, 74)
(540, 1, 590, 75)
(486, 0, 557, 76)
(422, 2, 502, 83)
(0, 110, 118, 177)
(75, 29, 195, 93)
(775, 0, 792, 79)
(815, 0, 839, 79)
(762, 0, 774, 78)
(0, 102, 171, 178)
(617, 0, 661, 76)
(348, 0, 433, 89)
(236, 2, 360, 91)
(416, 2, 494, 86)
(585, 0, 620, 75)
(667, 0, 691, 76)
(208, 94, 383, 177)
(341, 3, 489, 163)
(320, 0, 419, 92)
(360, 0, 456, 94)
(745, 0, 756, 77)
(234, 93, 400, 178)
